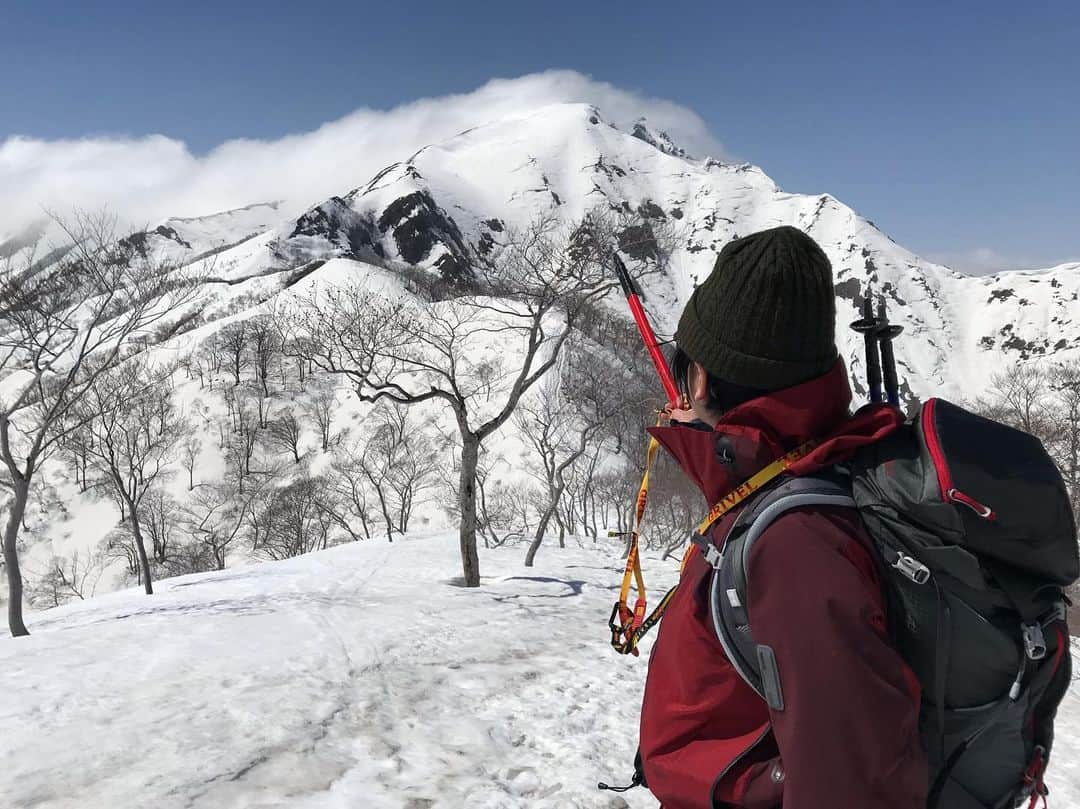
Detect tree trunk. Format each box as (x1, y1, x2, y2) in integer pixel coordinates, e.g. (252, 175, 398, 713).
(524, 506, 556, 567)
(366, 474, 394, 543)
(4, 483, 30, 636)
(127, 510, 154, 595)
(458, 434, 481, 586)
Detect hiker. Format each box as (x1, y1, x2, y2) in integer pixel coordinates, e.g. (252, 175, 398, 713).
(638, 226, 926, 807)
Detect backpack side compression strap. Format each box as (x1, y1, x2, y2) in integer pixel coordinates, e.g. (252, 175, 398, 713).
(705, 477, 856, 698)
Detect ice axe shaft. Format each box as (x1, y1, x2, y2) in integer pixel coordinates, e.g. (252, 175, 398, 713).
(613, 253, 680, 407)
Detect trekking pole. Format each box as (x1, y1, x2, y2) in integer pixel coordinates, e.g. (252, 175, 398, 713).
(613, 253, 680, 407)
(850, 293, 884, 404)
(875, 297, 904, 408)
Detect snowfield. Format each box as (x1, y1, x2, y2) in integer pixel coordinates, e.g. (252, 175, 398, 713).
(2, 535, 1078, 809)
(1, 535, 675, 809)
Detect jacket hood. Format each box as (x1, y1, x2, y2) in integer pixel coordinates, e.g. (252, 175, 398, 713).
(647, 360, 904, 503)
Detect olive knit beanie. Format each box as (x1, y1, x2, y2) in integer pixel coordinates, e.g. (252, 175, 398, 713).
(676, 225, 837, 391)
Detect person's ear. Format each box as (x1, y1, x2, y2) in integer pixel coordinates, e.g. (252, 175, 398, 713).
(690, 361, 710, 403)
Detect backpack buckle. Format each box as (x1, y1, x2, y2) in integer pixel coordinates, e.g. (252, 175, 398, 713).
(1041, 601, 1067, 627)
(690, 530, 724, 569)
(1023, 623, 1047, 660)
(893, 553, 931, 584)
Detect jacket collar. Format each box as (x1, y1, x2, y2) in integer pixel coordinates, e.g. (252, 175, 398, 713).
(647, 360, 904, 504)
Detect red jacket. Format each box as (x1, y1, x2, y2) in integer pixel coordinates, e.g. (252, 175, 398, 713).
(638, 362, 927, 809)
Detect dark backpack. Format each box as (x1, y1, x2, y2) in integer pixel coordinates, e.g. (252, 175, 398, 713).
(701, 398, 1077, 809)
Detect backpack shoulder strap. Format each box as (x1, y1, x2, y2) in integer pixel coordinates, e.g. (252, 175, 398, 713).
(706, 474, 857, 701)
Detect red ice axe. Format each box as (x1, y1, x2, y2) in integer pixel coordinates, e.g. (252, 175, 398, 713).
(612, 253, 680, 407)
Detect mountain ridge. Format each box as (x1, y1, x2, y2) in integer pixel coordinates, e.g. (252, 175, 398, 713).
(6, 102, 1079, 402)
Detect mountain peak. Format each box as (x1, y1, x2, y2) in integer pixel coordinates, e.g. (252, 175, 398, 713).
(631, 119, 689, 159)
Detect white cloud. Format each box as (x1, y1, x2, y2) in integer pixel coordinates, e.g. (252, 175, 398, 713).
(0, 70, 725, 240)
(925, 247, 1078, 276)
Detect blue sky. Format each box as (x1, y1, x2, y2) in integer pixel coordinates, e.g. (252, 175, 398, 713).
(2, 0, 1077, 272)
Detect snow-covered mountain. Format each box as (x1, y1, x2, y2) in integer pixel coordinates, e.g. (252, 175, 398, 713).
(17, 102, 1071, 405)
(4, 102, 1078, 579)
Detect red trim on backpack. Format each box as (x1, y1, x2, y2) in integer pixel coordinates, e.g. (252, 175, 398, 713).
(923, 399, 952, 494)
(1051, 624, 1067, 672)
(1024, 746, 1047, 809)
(1023, 625, 1068, 808)
(922, 398, 997, 521)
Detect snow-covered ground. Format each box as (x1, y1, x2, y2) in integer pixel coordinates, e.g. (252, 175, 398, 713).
(0, 535, 676, 809)
(2, 534, 1078, 808)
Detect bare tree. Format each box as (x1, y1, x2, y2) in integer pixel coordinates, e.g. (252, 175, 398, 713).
(593, 464, 643, 540)
(241, 379, 271, 429)
(324, 454, 375, 541)
(182, 480, 259, 570)
(60, 422, 94, 493)
(28, 550, 106, 607)
(247, 315, 279, 399)
(180, 434, 201, 490)
(0, 213, 198, 635)
(214, 321, 248, 387)
(986, 365, 1052, 437)
(141, 489, 180, 566)
(283, 335, 315, 388)
(267, 411, 303, 464)
(304, 381, 339, 452)
(192, 345, 219, 391)
(365, 403, 442, 535)
(571, 442, 605, 539)
(331, 428, 396, 542)
(224, 393, 263, 491)
(81, 360, 184, 595)
(103, 525, 140, 579)
(286, 213, 629, 586)
(474, 454, 526, 547)
(520, 342, 631, 565)
(257, 477, 337, 560)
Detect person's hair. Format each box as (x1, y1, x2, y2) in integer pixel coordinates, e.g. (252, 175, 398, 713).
(669, 345, 770, 414)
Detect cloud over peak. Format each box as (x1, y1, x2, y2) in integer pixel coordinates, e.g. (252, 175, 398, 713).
(0, 71, 725, 240)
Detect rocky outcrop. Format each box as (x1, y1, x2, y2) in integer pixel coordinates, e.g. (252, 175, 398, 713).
(287, 197, 383, 260)
(376, 190, 473, 282)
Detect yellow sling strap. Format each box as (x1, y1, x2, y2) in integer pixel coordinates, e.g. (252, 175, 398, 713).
(608, 431, 662, 656)
(609, 438, 820, 656)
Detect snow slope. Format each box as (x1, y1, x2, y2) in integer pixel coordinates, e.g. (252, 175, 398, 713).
(1, 536, 674, 809)
(2, 536, 1078, 808)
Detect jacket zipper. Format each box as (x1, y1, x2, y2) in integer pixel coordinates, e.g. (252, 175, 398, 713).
(922, 399, 996, 520)
(708, 725, 772, 809)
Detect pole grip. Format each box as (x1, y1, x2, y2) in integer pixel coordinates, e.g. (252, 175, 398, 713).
(880, 339, 899, 406)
